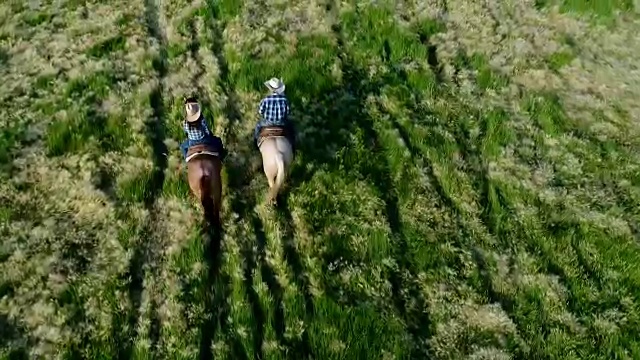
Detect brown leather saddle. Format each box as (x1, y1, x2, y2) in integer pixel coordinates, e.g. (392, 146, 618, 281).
(258, 126, 288, 148)
(186, 144, 219, 162)
(259, 126, 286, 138)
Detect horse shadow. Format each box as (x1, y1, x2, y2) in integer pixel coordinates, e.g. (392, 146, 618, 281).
(177, 106, 248, 360)
(274, 32, 441, 357)
(197, 215, 231, 360)
(202, 16, 440, 357)
(216, 48, 386, 359)
(196, 170, 255, 359)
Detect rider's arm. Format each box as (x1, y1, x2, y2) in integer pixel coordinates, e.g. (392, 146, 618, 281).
(182, 119, 189, 135)
(200, 117, 212, 134)
(258, 99, 266, 117)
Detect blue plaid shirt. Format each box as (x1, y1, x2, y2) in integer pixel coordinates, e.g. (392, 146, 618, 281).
(183, 116, 212, 141)
(258, 93, 290, 126)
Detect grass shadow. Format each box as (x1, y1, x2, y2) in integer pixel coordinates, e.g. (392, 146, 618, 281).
(250, 215, 287, 355)
(230, 22, 438, 355)
(469, 246, 530, 358)
(203, 2, 443, 357)
(208, 7, 433, 350)
(336, 49, 436, 359)
(252, 13, 439, 356)
(51, 218, 103, 358)
(114, 0, 170, 357)
(197, 220, 235, 360)
(274, 195, 314, 357)
(240, 233, 267, 360)
(185, 18, 216, 122)
(115, 220, 162, 359)
(199, 3, 272, 358)
(205, 0, 243, 140)
(92, 164, 117, 202)
(142, 0, 168, 209)
(0, 314, 29, 359)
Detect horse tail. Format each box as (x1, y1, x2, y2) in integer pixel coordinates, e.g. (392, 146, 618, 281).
(268, 151, 285, 202)
(199, 162, 216, 224)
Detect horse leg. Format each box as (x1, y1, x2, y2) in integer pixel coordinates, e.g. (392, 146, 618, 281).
(210, 160, 223, 227)
(188, 159, 215, 221)
(259, 139, 280, 204)
(275, 137, 294, 195)
(187, 162, 202, 200)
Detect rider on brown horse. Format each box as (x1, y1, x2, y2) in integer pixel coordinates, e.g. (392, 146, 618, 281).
(180, 97, 226, 162)
(179, 97, 226, 224)
(252, 78, 296, 152)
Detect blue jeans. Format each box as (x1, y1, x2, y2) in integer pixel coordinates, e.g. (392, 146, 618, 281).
(180, 135, 225, 162)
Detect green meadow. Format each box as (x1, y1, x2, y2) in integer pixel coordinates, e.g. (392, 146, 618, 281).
(1, 0, 640, 359)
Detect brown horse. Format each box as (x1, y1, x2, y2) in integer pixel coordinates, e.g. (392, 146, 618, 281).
(185, 144, 222, 225)
(258, 126, 294, 205)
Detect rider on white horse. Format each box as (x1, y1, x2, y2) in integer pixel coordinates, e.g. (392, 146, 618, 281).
(180, 97, 226, 162)
(253, 78, 296, 152)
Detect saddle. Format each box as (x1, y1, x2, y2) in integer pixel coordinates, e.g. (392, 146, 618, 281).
(259, 126, 286, 138)
(186, 144, 219, 163)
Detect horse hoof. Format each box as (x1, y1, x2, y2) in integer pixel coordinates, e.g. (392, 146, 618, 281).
(266, 196, 276, 206)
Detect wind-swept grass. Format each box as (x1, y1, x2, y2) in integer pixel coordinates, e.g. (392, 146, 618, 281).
(1, 0, 639, 358)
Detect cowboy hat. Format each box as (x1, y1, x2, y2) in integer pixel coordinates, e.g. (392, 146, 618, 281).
(184, 99, 201, 123)
(264, 77, 285, 94)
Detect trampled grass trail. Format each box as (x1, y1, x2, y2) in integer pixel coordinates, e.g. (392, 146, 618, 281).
(1, 0, 640, 359)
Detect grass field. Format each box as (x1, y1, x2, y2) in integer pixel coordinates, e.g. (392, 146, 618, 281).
(1, 0, 640, 359)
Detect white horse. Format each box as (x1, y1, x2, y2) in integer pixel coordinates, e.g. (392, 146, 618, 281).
(258, 127, 294, 204)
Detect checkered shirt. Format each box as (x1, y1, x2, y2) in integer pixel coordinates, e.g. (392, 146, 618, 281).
(258, 93, 290, 127)
(183, 116, 212, 141)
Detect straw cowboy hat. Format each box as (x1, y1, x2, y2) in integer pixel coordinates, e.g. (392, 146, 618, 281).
(184, 98, 201, 123)
(264, 77, 285, 94)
